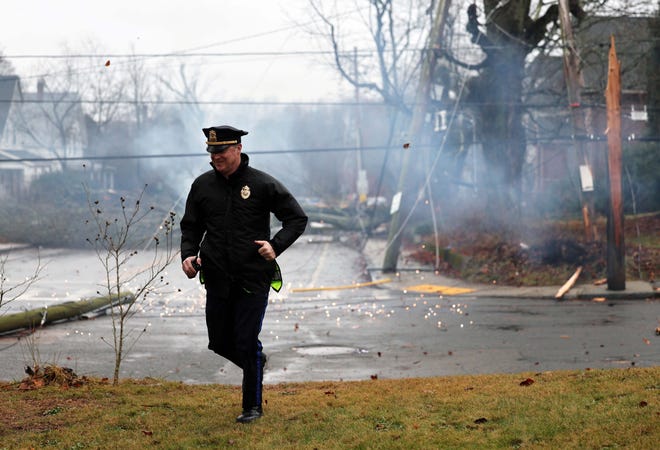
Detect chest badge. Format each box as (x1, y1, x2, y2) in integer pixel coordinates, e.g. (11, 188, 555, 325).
(240, 185, 251, 199)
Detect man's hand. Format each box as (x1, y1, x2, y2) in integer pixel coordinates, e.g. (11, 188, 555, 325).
(182, 255, 202, 279)
(254, 240, 276, 261)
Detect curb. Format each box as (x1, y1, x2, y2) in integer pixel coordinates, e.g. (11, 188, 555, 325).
(362, 240, 658, 301)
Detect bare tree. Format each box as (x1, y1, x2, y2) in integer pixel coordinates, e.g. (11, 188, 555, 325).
(441, 0, 658, 224)
(85, 184, 178, 385)
(436, 1, 587, 223)
(157, 63, 206, 131)
(308, 0, 432, 111)
(76, 39, 127, 135)
(11, 41, 127, 170)
(0, 250, 43, 314)
(304, 0, 446, 234)
(126, 47, 153, 131)
(12, 71, 86, 170)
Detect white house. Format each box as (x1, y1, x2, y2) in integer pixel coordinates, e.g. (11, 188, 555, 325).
(0, 76, 88, 198)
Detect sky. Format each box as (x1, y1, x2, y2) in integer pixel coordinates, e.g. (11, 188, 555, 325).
(0, 0, 353, 101)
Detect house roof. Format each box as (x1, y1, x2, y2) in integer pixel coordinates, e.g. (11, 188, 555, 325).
(523, 15, 656, 140)
(525, 15, 655, 104)
(7, 88, 87, 152)
(0, 76, 21, 137)
(575, 16, 655, 94)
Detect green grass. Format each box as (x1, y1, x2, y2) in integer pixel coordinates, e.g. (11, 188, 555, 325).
(1, 367, 658, 449)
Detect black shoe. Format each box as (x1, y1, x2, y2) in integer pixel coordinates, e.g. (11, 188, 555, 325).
(236, 406, 263, 424)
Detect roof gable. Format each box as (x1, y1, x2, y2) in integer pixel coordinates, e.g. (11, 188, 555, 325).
(0, 76, 21, 136)
(576, 16, 655, 93)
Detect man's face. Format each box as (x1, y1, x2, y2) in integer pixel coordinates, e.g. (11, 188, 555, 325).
(210, 144, 242, 177)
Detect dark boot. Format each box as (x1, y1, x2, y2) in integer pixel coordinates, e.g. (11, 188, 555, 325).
(236, 406, 263, 423)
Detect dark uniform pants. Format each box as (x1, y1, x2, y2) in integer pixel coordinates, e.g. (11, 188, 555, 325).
(205, 282, 268, 410)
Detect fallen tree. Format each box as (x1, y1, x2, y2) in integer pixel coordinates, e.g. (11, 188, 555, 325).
(0, 293, 134, 335)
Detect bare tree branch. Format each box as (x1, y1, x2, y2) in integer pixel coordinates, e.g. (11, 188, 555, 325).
(0, 250, 44, 313)
(84, 184, 179, 385)
(309, 0, 385, 96)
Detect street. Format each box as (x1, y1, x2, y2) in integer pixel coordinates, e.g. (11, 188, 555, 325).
(1, 236, 658, 384)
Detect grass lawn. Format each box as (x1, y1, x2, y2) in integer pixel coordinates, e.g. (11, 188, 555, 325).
(1, 366, 658, 449)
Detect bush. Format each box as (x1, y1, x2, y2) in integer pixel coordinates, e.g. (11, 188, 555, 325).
(623, 141, 660, 214)
(0, 170, 181, 248)
(0, 200, 89, 247)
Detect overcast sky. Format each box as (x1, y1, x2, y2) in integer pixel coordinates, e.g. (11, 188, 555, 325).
(0, 0, 353, 101)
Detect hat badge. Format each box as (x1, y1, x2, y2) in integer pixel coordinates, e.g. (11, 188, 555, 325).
(240, 185, 251, 200)
(209, 130, 217, 143)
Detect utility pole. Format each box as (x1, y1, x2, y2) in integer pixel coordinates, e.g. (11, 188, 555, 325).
(382, 0, 450, 272)
(605, 35, 625, 291)
(354, 47, 367, 205)
(558, 0, 594, 241)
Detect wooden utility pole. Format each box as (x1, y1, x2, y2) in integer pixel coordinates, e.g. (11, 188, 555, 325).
(558, 0, 594, 241)
(354, 47, 367, 204)
(605, 35, 625, 290)
(382, 0, 449, 272)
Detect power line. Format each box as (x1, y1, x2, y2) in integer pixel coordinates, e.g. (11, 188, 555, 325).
(0, 98, 377, 106)
(1, 98, 657, 112)
(3, 50, 348, 59)
(2, 136, 658, 164)
(0, 146, 390, 163)
(170, 4, 369, 54)
(3, 38, 657, 60)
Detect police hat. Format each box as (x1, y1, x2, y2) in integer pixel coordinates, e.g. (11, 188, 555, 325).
(202, 125, 248, 153)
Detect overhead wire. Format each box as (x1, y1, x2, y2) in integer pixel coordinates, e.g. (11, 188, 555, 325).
(3, 33, 656, 85)
(3, 4, 371, 83)
(4, 97, 657, 111)
(3, 38, 657, 60)
(1, 132, 658, 164)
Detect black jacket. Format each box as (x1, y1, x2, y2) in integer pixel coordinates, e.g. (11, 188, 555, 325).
(180, 153, 307, 293)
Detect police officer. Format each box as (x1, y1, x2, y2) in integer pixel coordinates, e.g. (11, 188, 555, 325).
(180, 125, 307, 423)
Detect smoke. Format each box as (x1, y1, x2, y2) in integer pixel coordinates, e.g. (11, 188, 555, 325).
(133, 112, 206, 199)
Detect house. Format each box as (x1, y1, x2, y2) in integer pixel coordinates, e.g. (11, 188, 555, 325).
(524, 15, 657, 197)
(0, 75, 88, 199)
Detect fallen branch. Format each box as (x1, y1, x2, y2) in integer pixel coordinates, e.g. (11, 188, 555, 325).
(555, 266, 583, 299)
(0, 293, 134, 335)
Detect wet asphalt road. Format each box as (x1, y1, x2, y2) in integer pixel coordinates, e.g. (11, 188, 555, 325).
(0, 237, 658, 384)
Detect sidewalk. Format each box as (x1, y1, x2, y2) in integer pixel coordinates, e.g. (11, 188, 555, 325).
(362, 238, 659, 301)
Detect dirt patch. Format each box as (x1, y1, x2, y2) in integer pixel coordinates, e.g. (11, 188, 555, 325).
(18, 365, 90, 390)
(406, 213, 659, 286)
